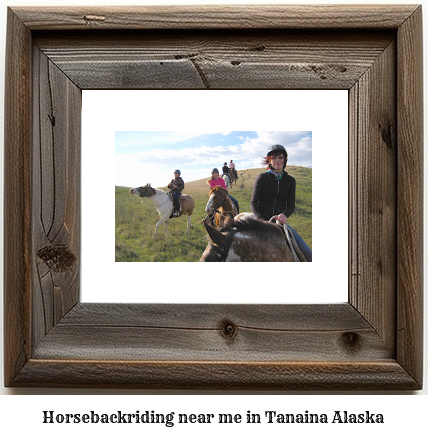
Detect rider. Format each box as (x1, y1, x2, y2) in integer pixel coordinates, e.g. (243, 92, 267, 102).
(168, 169, 184, 217)
(250, 144, 312, 261)
(229, 160, 238, 179)
(222, 162, 231, 184)
(207, 168, 239, 213)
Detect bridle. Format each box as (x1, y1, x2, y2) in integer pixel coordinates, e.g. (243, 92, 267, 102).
(211, 188, 234, 219)
(204, 215, 237, 262)
(137, 187, 169, 206)
(137, 186, 155, 198)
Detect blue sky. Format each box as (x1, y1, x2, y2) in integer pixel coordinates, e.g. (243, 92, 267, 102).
(115, 130, 312, 188)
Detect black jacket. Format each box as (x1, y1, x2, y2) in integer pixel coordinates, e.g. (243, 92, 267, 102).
(250, 171, 296, 220)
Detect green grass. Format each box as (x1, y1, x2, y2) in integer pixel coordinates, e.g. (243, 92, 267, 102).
(115, 166, 312, 262)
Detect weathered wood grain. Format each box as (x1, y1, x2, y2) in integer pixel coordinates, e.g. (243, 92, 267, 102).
(349, 38, 397, 351)
(4, 5, 423, 390)
(32, 46, 81, 347)
(11, 5, 420, 30)
(35, 31, 394, 90)
(4, 7, 32, 390)
(12, 360, 419, 390)
(396, 6, 424, 386)
(32, 303, 391, 362)
(60, 303, 368, 329)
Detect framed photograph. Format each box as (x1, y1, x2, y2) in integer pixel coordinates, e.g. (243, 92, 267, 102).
(4, 5, 423, 389)
(82, 90, 347, 305)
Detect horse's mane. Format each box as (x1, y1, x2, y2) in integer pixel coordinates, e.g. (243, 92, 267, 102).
(219, 217, 283, 237)
(209, 186, 228, 195)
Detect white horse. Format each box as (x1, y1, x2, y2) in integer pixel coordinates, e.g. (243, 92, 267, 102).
(222, 174, 231, 189)
(130, 184, 194, 236)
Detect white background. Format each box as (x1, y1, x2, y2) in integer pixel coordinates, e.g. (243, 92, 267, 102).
(0, 0, 427, 430)
(82, 89, 348, 304)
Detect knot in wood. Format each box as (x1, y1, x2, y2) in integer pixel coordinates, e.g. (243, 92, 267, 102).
(83, 15, 106, 23)
(219, 320, 238, 340)
(378, 123, 393, 149)
(341, 332, 361, 350)
(37, 245, 76, 272)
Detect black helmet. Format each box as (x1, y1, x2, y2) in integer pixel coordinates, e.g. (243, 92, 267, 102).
(267, 144, 287, 157)
(174, 169, 181, 175)
(267, 144, 288, 169)
(212, 168, 219, 173)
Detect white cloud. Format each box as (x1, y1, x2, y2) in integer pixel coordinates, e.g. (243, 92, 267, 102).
(115, 131, 312, 186)
(116, 130, 232, 148)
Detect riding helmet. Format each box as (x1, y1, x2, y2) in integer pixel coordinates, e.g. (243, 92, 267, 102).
(174, 169, 181, 175)
(212, 168, 219, 173)
(267, 144, 288, 169)
(267, 144, 287, 156)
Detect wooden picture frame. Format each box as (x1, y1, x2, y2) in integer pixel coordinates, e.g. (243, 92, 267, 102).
(4, 5, 423, 390)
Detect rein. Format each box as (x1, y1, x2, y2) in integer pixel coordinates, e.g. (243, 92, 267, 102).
(138, 187, 170, 206)
(212, 189, 234, 217)
(205, 214, 237, 262)
(212, 208, 228, 217)
(269, 216, 301, 262)
(209, 229, 237, 262)
(137, 186, 154, 198)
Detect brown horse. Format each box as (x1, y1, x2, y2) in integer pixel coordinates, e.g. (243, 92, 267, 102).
(130, 184, 194, 236)
(228, 169, 237, 187)
(205, 186, 238, 227)
(200, 212, 305, 262)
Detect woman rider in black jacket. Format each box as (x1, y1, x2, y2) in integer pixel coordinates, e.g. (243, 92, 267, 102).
(250, 144, 312, 262)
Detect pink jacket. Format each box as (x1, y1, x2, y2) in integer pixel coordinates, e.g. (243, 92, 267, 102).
(209, 177, 227, 190)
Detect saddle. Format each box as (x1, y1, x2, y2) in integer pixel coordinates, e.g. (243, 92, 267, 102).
(167, 190, 188, 218)
(167, 190, 188, 200)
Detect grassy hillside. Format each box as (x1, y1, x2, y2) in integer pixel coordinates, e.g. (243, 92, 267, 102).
(115, 166, 312, 262)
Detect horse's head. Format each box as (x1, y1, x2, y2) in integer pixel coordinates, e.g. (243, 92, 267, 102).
(205, 186, 227, 214)
(205, 192, 215, 214)
(130, 183, 154, 198)
(200, 212, 235, 261)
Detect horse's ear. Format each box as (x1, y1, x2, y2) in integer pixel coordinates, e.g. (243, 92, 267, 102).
(203, 218, 227, 248)
(224, 212, 234, 227)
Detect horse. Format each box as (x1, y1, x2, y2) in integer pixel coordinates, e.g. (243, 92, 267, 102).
(130, 184, 194, 236)
(205, 186, 238, 228)
(222, 174, 231, 189)
(222, 172, 236, 189)
(199, 212, 306, 262)
(228, 169, 237, 187)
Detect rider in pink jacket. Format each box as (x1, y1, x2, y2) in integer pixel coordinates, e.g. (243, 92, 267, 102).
(207, 168, 239, 213)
